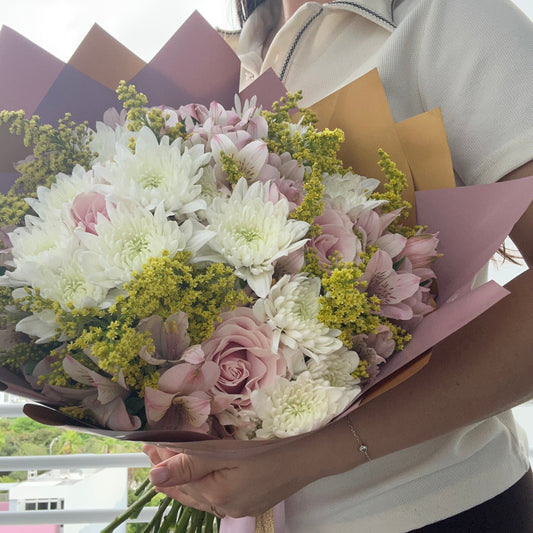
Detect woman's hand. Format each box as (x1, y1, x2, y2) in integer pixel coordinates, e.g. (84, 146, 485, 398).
(142, 421, 363, 518)
(143, 442, 314, 518)
(142, 160, 533, 520)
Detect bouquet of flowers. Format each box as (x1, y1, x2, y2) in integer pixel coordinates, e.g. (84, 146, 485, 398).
(0, 12, 532, 533)
(0, 79, 439, 441)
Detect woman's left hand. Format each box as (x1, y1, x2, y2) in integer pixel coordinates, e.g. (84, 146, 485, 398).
(142, 422, 361, 519)
(143, 440, 312, 518)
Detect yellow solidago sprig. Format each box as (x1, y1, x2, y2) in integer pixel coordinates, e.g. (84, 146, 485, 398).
(0, 111, 95, 226)
(116, 81, 149, 133)
(116, 81, 186, 146)
(318, 261, 382, 347)
(115, 251, 250, 344)
(382, 320, 412, 352)
(370, 149, 425, 237)
(262, 92, 318, 154)
(220, 150, 243, 186)
(0, 339, 55, 374)
(80, 324, 158, 394)
(290, 127, 345, 225)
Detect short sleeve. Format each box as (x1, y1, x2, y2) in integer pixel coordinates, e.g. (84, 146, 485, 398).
(412, 0, 533, 185)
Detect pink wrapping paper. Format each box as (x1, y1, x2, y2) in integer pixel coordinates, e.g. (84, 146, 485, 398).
(1, 4, 532, 455)
(1, 12, 532, 533)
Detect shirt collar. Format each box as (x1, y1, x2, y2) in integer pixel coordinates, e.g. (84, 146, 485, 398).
(237, 0, 397, 81)
(328, 1, 396, 29)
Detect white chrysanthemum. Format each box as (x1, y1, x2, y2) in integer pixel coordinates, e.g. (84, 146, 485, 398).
(195, 165, 225, 218)
(288, 117, 310, 137)
(307, 346, 361, 389)
(27, 249, 112, 310)
(15, 309, 69, 344)
(89, 122, 138, 165)
(254, 273, 343, 372)
(0, 219, 76, 288)
(96, 126, 210, 215)
(78, 202, 212, 288)
(251, 372, 359, 439)
(205, 178, 309, 297)
(25, 165, 102, 221)
(323, 172, 386, 218)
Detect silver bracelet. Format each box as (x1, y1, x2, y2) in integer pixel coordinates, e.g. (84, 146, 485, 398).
(346, 416, 371, 462)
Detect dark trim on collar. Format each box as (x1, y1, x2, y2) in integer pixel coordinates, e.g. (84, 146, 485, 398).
(329, 1, 396, 28)
(280, 7, 325, 81)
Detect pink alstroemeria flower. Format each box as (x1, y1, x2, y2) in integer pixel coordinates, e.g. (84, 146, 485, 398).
(62, 355, 129, 405)
(211, 134, 278, 184)
(356, 208, 403, 247)
(310, 206, 362, 268)
(144, 359, 219, 432)
(364, 324, 396, 358)
(360, 250, 421, 320)
(71, 191, 110, 235)
(263, 152, 305, 210)
(83, 396, 142, 431)
(351, 335, 386, 382)
(397, 233, 440, 270)
(399, 287, 436, 331)
(137, 312, 191, 365)
(55, 355, 141, 431)
(102, 107, 127, 127)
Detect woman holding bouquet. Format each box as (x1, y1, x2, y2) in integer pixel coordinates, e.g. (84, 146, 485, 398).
(144, 0, 533, 530)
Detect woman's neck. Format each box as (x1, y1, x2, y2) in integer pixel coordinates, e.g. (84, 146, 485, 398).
(281, 0, 328, 22)
(262, 1, 328, 59)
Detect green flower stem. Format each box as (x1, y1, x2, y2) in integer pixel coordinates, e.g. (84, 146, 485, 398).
(141, 496, 172, 533)
(100, 487, 158, 533)
(204, 517, 214, 533)
(135, 477, 152, 497)
(190, 509, 205, 532)
(159, 500, 183, 533)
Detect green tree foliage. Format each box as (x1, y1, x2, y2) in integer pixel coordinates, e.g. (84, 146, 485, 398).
(0, 417, 142, 480)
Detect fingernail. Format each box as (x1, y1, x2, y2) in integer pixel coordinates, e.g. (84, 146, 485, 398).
(149, 466, 169, 485)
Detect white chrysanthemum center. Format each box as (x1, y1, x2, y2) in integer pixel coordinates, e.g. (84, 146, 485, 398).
(78, 203, 195, 287)
(139, 172, 165, 189)
(254, 274, 342, 360)
(252, 372, 358, 439)
(205, 178, 309, 297)
(238, 227, 261, 243)
(292, 282, 320, 322)
(95, 127, 209, 215)
(122, 233, 150, 260)
(50, 262, 108, 309)
(307, 347, 360, 388)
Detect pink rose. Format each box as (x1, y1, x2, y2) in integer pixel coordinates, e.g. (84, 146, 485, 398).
(202, 307, 286, 409)
(309, 206, 362, 268)
(71, 191, 109, 235)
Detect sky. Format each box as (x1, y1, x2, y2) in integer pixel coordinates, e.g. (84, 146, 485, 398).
(0, 0, 238, 62)
(0, 0, 531, 62)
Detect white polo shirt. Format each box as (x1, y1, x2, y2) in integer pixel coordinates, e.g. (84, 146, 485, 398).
(237, 1, 533, 531)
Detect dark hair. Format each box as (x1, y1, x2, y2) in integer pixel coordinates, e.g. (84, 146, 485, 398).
(235, 0, 268, 25)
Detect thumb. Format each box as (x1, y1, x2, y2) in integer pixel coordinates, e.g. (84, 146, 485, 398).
(149, 453, 217, 487)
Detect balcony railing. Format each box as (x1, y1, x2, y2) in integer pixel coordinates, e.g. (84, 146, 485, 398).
(0, 402, 158, 527)
(0, 452, 156, 526)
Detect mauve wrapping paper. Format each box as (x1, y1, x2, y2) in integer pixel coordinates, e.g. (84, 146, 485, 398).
(0, 7, 531, 452)
(0, 12, 532, 532)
